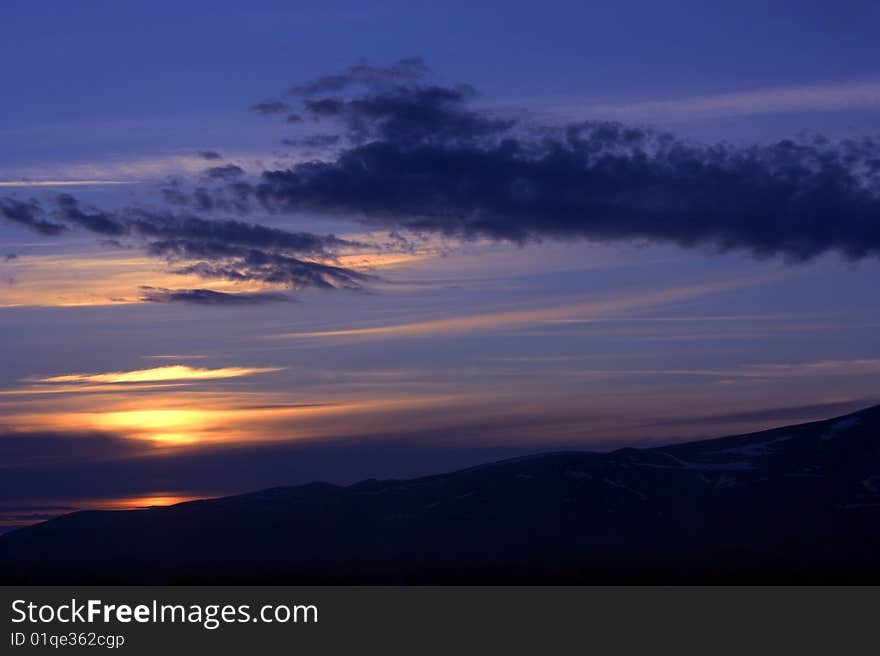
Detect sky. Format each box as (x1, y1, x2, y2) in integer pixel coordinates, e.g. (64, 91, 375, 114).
(2, 0, 880, 531)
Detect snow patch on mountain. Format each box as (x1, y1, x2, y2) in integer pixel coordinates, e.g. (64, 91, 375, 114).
(710, 434, 794, 457)
(863, 475, 880, 496)
(821, 417, 860, 441)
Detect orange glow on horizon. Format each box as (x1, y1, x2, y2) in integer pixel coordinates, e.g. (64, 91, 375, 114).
(99, 493, 209, 510)
(0, 493, 214, 530)
(93, 408, 214, 445)
(2, 390, 469, 447)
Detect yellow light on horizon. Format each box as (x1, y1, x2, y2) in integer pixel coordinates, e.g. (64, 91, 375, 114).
(93, 408, 213, 445)
(101, 493, 207, 509)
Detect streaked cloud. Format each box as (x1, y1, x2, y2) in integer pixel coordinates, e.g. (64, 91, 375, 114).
(564, 79, 880, 122)
(0, 180, 136, 188)
(273, 276, 777, 341)
(0, 251, 293, 307)
(743, 358, 880, 377)
(29, 365, 282, 385)
(548, 359, 880, 383)
(3, 390, 468, 446)
(139, 287, 295, 306)
(0, 152, 265, 184)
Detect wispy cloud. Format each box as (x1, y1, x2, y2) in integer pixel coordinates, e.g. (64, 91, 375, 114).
(0, 249, 349, 308)
(28, 365, 282, 385)
(0, 153, 259, 185)
(0, 180, 136, 188)
(743, 359, 880, 377)
(273, 276, 775, 341)
(564, 79, 880, 122)
(550, 359, 880, 383)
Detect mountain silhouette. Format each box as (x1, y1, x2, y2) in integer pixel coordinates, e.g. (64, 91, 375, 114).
(2, 405, 879, 583)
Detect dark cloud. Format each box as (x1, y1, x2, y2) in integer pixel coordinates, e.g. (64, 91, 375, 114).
(4, 253, 18, 262)
(10, 61, 878, 308)
(139, 286, 294, 305)
(286, 113, 304, 124)
(0, 198, 67, 236)
(302, 83, 511, 146)
(193, 187, 221, 212)
(302, 97, 346, 117)
(98, 239, 129, 249)
(202, 164, 245, 180)
(129, 211, 354, 254)
(196, 150, 223, 160)
(165, 251, 369, 289)
(2, 194, 369, 294)
(290, 57, 429, 96)
(250, 100, 292, 115)
(55, 194, 128, 236)
(161, 187, 188, 206)
(281, 135, 340, 148)
(239, 65, 880, 262)
(127, 211, 369, 290)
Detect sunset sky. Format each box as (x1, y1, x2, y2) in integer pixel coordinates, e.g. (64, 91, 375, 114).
(2, 0, 880, 531)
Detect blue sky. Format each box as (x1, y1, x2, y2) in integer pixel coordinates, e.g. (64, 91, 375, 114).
(3, 0, 880, 170)
(1, 0, 879, 527)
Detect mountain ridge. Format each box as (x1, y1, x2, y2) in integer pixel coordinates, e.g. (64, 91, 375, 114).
(2, 403, 879, 584)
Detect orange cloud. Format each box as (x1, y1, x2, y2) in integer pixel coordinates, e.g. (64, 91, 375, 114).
(273, 276, 777, 341)
(29, 365, 282, 385)
(0, 251, 290, 307)
(331, 251, 431, 269)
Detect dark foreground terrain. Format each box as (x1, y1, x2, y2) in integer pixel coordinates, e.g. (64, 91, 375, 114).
(2, 405, 880, 584)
